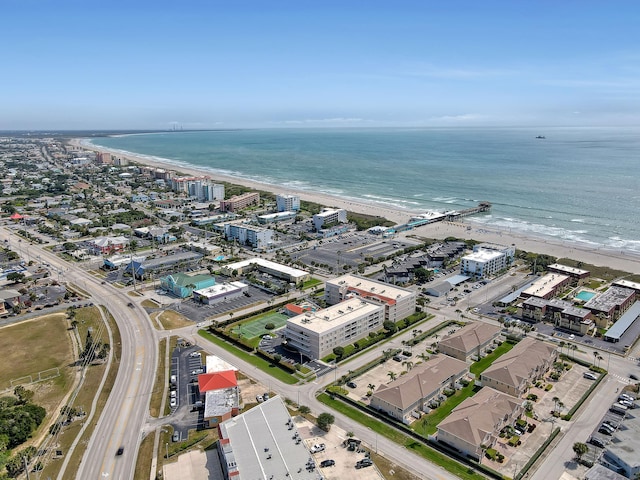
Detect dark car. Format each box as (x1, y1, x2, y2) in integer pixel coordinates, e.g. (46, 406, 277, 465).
(630, 374, 639, 381)
(347, 381, 357, 388)
(355, 458, 373, 469)
(598, 427, 612, 436)
(116, 447, 124, 456)
(589, 437, 606, 448)
(320, 459, 335, 467)
(127, 302, 134, 308)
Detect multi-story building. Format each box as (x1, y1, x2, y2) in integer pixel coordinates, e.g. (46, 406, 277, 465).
(95, 152, 112, 165)
(170, 176, 224, 202)
(313, 208, 347, 231)
(520, 273, 571, 300)
(548, 263, 590, 284)
(371, 355, 468, 422)
(276, 194, 300, 212)
(437, 387, 524, 461)
(520, 297, 594, 334)
(219, 192, 260, 212)
(479, 337, 557, 397)
(460, 249, 505, 278)
(584, 286, 636, 323)
(438, 322, 502, 362)
(284, 297, 384, 359)
(224, 223, 273, 249)
(324, 274, 416, 323)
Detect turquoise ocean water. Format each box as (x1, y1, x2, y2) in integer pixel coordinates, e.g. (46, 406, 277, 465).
(90, 127, 640, 253)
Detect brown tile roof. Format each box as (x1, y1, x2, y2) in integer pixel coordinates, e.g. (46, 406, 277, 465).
(439, 322, 502, 355)
(437, 387, 521, 447)
(372, 355, 468, 410)
(481, 337, 556, 389)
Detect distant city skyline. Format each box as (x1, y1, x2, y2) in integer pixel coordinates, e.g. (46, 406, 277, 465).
(1, 0, 639, 130)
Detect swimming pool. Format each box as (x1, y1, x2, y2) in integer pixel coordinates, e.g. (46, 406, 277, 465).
(575, 290, 596, 301)
(214, 255, 225, 261)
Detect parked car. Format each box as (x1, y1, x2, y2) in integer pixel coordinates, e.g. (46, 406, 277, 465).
(256, 395, 264, 403)
(262, 392, 270, 401)
(310, 443, 325, 453)
(598, 427, 612, 436)
(620, 393, 635, 402)
(599, 423, 614, 433)
(392, 355, 403, 362)
(170, 398, 177, 407)
(172, 432, 179, 442)
(189, 352, 201, 358)
(320, 459, 335, 467)
(347, 381, 357, 388)
(630, 373, 639, 381)
(589, 437, 606, 448)
(583, 372, 597, 380)
(355, 458, 373, 469)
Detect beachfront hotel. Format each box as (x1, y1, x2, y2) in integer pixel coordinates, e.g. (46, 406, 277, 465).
(324, 274, 417, 323)
(520, 273, 571, 300)
(312, 208, 347, 231)
(284, 297, 384, 359)
(224, 223, 272, 249)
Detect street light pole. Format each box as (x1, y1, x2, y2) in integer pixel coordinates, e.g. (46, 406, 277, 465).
(165, 442, 169, 460)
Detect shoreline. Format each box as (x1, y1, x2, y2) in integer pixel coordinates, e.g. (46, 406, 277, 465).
(74, 138, 640, 275)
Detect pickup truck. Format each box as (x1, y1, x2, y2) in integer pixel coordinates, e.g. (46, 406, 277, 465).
(310, 443, 325, 453)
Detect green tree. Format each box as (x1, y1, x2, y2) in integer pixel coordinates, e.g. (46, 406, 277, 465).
(572, 442, 588, 460)
(332, 346, 345, 359)
(383, 320, 397, 334)
(6, 272, 25, 283)
(317, 412, 335, 432)
(387, 371, 397, 382)
(299, 405, 311, 414)
(13, 386, 34, 404)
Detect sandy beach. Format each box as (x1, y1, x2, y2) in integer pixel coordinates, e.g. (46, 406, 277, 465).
(75, 138, 640, 275)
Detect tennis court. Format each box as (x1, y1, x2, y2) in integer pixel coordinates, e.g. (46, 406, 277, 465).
(231, 312, 288, 338)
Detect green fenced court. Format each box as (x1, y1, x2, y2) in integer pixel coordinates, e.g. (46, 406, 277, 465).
(230, 312, 288, 339)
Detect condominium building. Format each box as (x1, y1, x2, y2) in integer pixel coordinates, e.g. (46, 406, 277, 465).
(460, 249, 506, 278)
(438, 322, 502, 362)
(276, 194, 300, 212)
(437, 387, 524, 461)
(324, 274, 416, 323)
(584, 286, 636, 323)
(548, 263, 590, 283)
(520, 273, 571, 300)
(313, 208, 347, 231)
(371, 355, 469, 422)
(479, 337, 557, 397)
(170, 176, 224, 202)
(284, 297, 384, 359)
(224, 223, 273, 249)
(520, 297, 594, 334)
(219, 192, 260, 212)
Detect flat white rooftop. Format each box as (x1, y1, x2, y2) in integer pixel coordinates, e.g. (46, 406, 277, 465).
(463, 249, 503, 263)
(327, 274, 414, 301)
(224, 257, 309, 280)
(522, 273, 570, 298)
(288, 297, 383, 334)
(194, 282, 246, 297)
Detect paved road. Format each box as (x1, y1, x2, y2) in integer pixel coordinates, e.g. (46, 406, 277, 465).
(0, 227, 157, 480)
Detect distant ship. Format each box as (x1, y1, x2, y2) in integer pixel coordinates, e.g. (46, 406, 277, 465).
(535, 135, 546, 139)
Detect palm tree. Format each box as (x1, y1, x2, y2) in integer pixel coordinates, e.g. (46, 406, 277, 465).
(552, 396, 560, 413)
(559, 341, 566, 356)
(387, 371, 397, 382)
(368, 383, 375, 392)
(402, 360, 414, 372)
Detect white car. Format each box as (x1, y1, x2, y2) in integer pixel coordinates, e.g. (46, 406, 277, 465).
(310, 443, 325, 453)
(170, 398, 177, 407)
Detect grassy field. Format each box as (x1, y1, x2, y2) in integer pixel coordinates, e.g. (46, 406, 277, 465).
(470, 341, 515, 376)
(413, 384, 481, 436)
(153, 310, 194, 330)
(39, 306, 122, 480)
(135, 430, 156, 480)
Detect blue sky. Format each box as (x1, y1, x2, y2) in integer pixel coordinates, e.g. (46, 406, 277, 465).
(1, 0, 639, 130)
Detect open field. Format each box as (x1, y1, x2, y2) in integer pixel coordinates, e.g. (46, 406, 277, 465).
(153, 310, 194, 330)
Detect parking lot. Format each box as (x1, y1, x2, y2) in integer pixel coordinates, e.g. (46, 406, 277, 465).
(168, 343, 207, 439)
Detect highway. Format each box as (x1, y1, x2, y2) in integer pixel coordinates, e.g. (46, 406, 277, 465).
(0, 227, 157, 480)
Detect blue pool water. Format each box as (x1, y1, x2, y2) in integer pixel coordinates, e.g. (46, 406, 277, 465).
(575, 291, 596, 301)
(214, 255, 225, 261)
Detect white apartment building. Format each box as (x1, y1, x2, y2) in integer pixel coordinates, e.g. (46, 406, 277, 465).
(324, 274, 416, 323)
(460, 248, 510, 278)
(276, 194, 300, 212)
(313, 208, 347, 231)
(284, 297, 384, 359)
(224, 223, 273, 249)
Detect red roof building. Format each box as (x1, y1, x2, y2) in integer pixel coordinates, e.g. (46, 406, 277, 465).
(198, 370, 237, 393)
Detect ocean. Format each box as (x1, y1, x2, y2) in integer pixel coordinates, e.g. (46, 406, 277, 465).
(89, 127, 640, 254)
